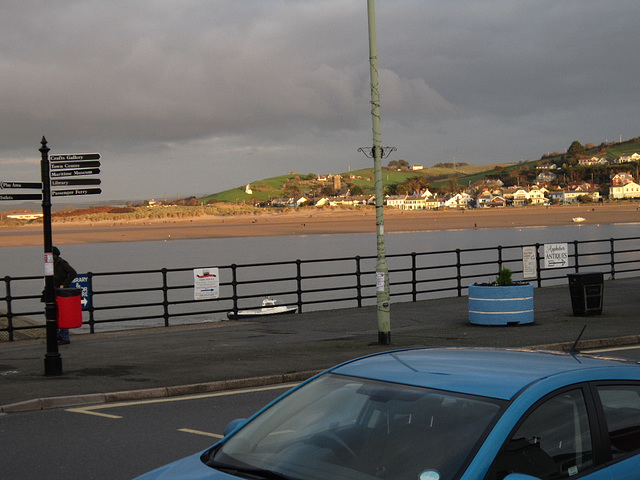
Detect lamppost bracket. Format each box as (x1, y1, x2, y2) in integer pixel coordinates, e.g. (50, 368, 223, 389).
(357, 146, 397, 159)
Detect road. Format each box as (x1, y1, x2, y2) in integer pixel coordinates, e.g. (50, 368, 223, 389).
(2, 347, 639, 480)
(0, 384, 293, 479)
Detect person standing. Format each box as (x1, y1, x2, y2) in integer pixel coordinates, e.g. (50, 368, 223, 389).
(52, 246, 77, 345)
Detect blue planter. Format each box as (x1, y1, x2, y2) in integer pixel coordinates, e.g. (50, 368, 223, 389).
(468, 283, 534, 325)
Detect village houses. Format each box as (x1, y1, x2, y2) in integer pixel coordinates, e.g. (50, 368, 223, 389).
(265, 153, 639, 209)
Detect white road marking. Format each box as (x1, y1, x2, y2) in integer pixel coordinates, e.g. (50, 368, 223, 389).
(178, 428, 223, 439)
(65, 383, 296, 417)
(583, 345, 640, 353)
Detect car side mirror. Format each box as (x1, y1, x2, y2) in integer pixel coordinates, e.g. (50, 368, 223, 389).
(504, 474, 542, 480)
(223, 418, 247, 436)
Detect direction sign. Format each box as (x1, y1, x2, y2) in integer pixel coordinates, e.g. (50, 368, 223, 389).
(50, 160, 100, 170)
(0, 181, 43, 189)
(50, 168, 100, 178)
(49, 153, 100, 161)
(0, 193, 43, 201)
(52, 188, 102, 197)
(50, 178, 101, 187)
(70, 275, 91, 310)
(544, 243, 569, 269)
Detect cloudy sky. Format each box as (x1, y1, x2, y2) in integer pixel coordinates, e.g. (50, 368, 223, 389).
(1, 0, 639, 202)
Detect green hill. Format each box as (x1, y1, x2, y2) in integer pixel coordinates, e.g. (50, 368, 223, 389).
(201, 137, 640, 204)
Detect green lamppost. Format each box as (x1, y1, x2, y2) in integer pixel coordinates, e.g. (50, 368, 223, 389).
(362, 0, 394, 345)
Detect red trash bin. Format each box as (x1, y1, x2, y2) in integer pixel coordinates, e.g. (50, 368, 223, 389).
(56, 288, 83, 329)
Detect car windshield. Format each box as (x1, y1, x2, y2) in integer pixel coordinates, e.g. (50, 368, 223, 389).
(203, 373, 504, 480)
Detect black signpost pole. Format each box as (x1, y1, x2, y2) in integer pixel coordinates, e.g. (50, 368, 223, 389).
(40, 136, 62, 376)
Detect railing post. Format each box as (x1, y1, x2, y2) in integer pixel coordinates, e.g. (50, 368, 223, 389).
(161, 268, 170, 327)
(610, 238, 616, 280)
(455, 249, 462, 297)
(411, 252, 417, 302)
(4, 276, 14, 341)
(497, 245, 503, 273)
(296, 259, 303, 313)
(87, 272, 95, 334)
(573, 240, 580, 273)
(355, 256, 363, 308)
(535, 243, 543, 288)
(230, 264, 238, 317)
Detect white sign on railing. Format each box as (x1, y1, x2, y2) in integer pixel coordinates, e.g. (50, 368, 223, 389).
(544, 243, 569, 269)
(522, 246, 537, 278)
(194, 268, 220, 300)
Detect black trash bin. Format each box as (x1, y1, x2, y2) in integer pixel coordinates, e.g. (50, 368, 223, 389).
(567, 272, 604, 316)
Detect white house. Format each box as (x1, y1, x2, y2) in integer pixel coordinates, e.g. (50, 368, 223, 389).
(443, 193, 473, 209)
(617, 153, 640, 164)
(610, 181, 640, 199)
(550, 186, 601, 203)
(578, 156, 608, 166)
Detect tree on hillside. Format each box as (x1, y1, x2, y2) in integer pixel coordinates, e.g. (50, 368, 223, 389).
(350, 185, 364, 196)
(567, 141, 586, 159)
(388, 159, 409, 170)
(283, 183, 302, 197)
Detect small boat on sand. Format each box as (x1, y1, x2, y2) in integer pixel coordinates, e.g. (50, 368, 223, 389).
(227, 297, 297, 320)
(572, 217, 586, 223)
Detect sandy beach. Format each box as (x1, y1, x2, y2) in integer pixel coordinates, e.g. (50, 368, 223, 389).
(1, 204, 638, 247)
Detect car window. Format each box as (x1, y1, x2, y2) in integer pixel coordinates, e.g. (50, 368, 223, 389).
(208, 373, 503, 480)
(597, 385, 640, 459)
(491, 388, 593, 480)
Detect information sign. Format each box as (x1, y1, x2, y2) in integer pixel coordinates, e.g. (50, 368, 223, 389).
(49, 153, 100, 161)
(194, 268, 220, 300)
(50, 160, 100, 170)
(52, 188, 102, 197)
(0, 193, 43, 201)
(522, 246, 537, 279)
(50, 168, 100, 178)
(70, 275, 91, 309)
(51, 178, 101, 187)
(544, 243, 569, 269)
(0, 181, 43, 189)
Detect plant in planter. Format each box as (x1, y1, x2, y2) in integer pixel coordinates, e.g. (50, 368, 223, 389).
(468, 268, 534, 325)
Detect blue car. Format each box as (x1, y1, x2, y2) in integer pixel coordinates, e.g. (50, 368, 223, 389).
(136, 348, 640, 480)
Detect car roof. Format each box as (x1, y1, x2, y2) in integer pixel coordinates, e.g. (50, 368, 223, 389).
(330, 347, 640, 400)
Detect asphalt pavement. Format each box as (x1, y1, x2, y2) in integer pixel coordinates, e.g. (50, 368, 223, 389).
(2, 276, 639, 413)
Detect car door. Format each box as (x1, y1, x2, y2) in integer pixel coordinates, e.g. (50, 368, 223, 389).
(592, 383, 640, 480)
(487, 386, 608, 479)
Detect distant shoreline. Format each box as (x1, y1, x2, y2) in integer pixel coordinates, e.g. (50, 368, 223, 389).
(1, 204, 638, 247)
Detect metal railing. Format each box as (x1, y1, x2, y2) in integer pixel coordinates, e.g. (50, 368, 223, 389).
(2, 236, 639, 340)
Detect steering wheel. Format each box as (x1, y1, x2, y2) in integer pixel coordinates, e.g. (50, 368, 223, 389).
(307, 431, 358, 462)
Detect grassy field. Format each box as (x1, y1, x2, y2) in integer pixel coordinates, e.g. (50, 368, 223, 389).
(603, 140, 640, 159)
(195, 136, 640, 204)
(203, 163, 518, 204)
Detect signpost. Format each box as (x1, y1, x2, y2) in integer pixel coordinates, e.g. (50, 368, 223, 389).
(3, 139, 103, 375)
(44, 140, 102, 375)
